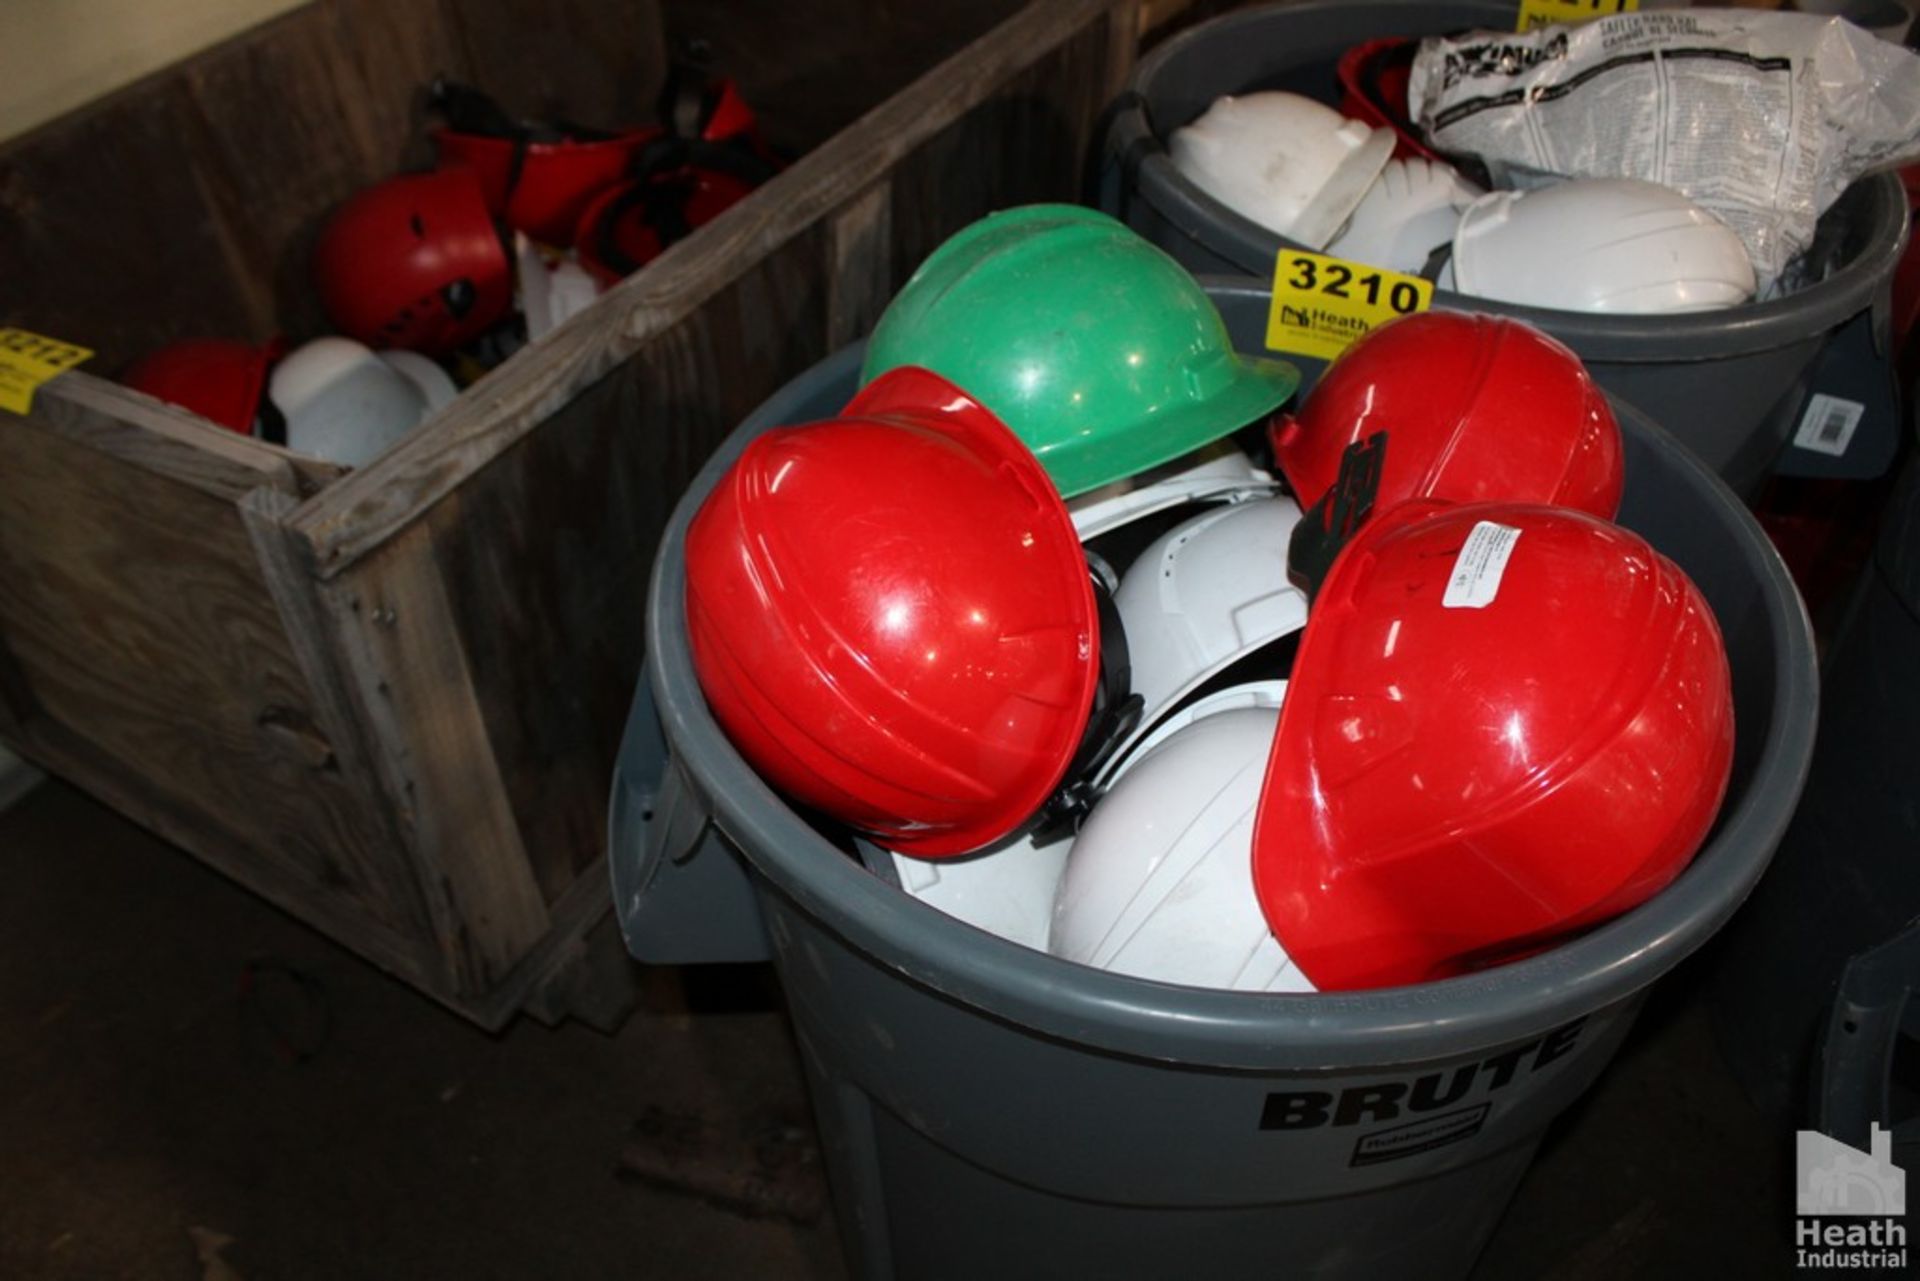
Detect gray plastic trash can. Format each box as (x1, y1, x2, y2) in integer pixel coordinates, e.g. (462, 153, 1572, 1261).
(612, 282, 1818, 1281)
(1100, 0, 1910, 497)
(1707, 445, 1920, 1125)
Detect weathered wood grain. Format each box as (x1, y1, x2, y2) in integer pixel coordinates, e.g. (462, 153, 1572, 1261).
(827, 180, 894, 350)
(662, 0, 1026, 155)
(239, 486, 434, 939)
(0, 424, 416, 938)
(1, 711, 445, 1001)
(34, 371, 303, 501)
(0, 0, 658, 368)
(426, 223, 832, 910)
(310, 521, 552, 994)
(0, 82, 266, 369)
(448, 0, 665, 128)
(290, 0, 1137, 576)
(0, 0, 1141, 1029)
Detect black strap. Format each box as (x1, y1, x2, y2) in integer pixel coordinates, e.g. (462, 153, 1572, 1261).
(1028, 554, 1143, 846)
(256, 398, 287, 447)
(1288, 432, 1387, 601)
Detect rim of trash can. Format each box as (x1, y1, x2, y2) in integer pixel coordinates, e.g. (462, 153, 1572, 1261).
(1112, 0, 1910, 363)
(646, 322, 1818, 1072)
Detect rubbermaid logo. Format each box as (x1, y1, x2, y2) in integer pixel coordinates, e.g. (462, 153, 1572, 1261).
(1350, 1104, 1489, 1168)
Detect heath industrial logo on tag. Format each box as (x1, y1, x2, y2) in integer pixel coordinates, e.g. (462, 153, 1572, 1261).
(1266, 251, 1432, 362)
(1796, 1125, 1908, 1271)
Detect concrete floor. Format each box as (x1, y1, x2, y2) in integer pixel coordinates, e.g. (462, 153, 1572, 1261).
(0, 777, 1804, 1280)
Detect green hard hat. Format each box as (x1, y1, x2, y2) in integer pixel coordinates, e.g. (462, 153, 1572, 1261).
(860, 204, 1301, 499)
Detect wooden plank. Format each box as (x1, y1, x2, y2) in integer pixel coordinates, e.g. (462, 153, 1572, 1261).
(826, 179, 894, 349)
(447, 0, 665, 128)
(33, 371, 303, 502)
(0, 713, 446, 1004)
(462, 857, 618, 1031)
(0, 628, 41, 741)
(0, 0, 475, 364)
(174, 0, 461, 343)
(239, 486, 434, 937)
(0, 424, 421, 941)
(0, 82, 264, 370)
(321, 0, 467, 176)
(308, 521, 553, 994)
(883, 4, 1134, 284)
(662, 0, 1026, 156)
(290, 0, 1134, 576)
(425, 226, 831, 908)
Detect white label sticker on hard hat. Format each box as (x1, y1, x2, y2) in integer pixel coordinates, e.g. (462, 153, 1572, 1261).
(1515, 0, 1637, 33)
(0, 328, 92, 415)
(1443, 522, 1522, 610)
(1266, 250, 1433, 362)
(1790, 394, 1865, 458)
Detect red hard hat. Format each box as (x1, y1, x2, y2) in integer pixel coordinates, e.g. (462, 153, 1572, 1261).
(1269, 311, 1623, 520)
(1252, 501, 1735, 991)
(122, 338, 280, 434)
(574, 165, 760, 285)
(312, 170, 513, 356)
(685, 365, 1100, 857)
(432, 126, 658, 247)
(1336, 38, 1447, 164)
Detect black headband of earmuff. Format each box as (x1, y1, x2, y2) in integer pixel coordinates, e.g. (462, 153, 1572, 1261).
(1028, 552, 1143, 847)
(1287, 431, 1386, 603)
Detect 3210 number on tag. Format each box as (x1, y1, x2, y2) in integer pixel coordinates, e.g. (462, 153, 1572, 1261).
(1265, 251, 1433, 362)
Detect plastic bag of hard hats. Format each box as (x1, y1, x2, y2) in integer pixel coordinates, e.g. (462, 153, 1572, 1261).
(1169, 5, 1920, 308)
(120, 68, 779, 468)
(683, 204, 1737, 995)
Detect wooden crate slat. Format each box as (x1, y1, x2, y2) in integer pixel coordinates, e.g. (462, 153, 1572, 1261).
(1, 711, 447, 999)
(238, 486, 436, 938)
(0, 424, 422, 941)
(36, 373, 311, 502)
(288, 0, 1132, 579)
(826, 179, 895, 350)
(446, 0, 665, 129)
(0, 83, 267, 369)
(661, 0, 1027, 157)
(423, 222, 835, 907)
(312, 520, 553, 993)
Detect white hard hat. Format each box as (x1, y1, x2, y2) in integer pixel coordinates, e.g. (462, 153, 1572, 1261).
(377, 349, 459, 413)
(268, 336, 430, 466)
(1444, 178, 1756, 313)
(1049, 688, 1315, 992)
(881, 829, 1070, 953)
(1068, 441, 1275, 541)
(1169, 92, 1395, 250)
(1326, 157, 1483, 275)
(1109, 495, 1309, 767)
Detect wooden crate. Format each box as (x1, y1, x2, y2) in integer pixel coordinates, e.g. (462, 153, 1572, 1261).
(0, 0, 1144, 1028)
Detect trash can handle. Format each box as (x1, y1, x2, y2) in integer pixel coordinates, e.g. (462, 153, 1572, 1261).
(1811, 915, 1920, 1154)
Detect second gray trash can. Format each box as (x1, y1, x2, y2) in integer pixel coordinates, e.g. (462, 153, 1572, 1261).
(1099, 0, 1910, 496)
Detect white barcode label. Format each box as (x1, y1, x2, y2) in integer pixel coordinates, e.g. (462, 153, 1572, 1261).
(1792, 394, 1865, 457)
(1443, 521, 1522, 609)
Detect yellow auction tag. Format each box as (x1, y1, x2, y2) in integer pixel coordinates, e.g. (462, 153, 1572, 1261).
(1265, 251, 1433, 362)
(0, 328, 93, 414)
(1517, 0, 1637, 32)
